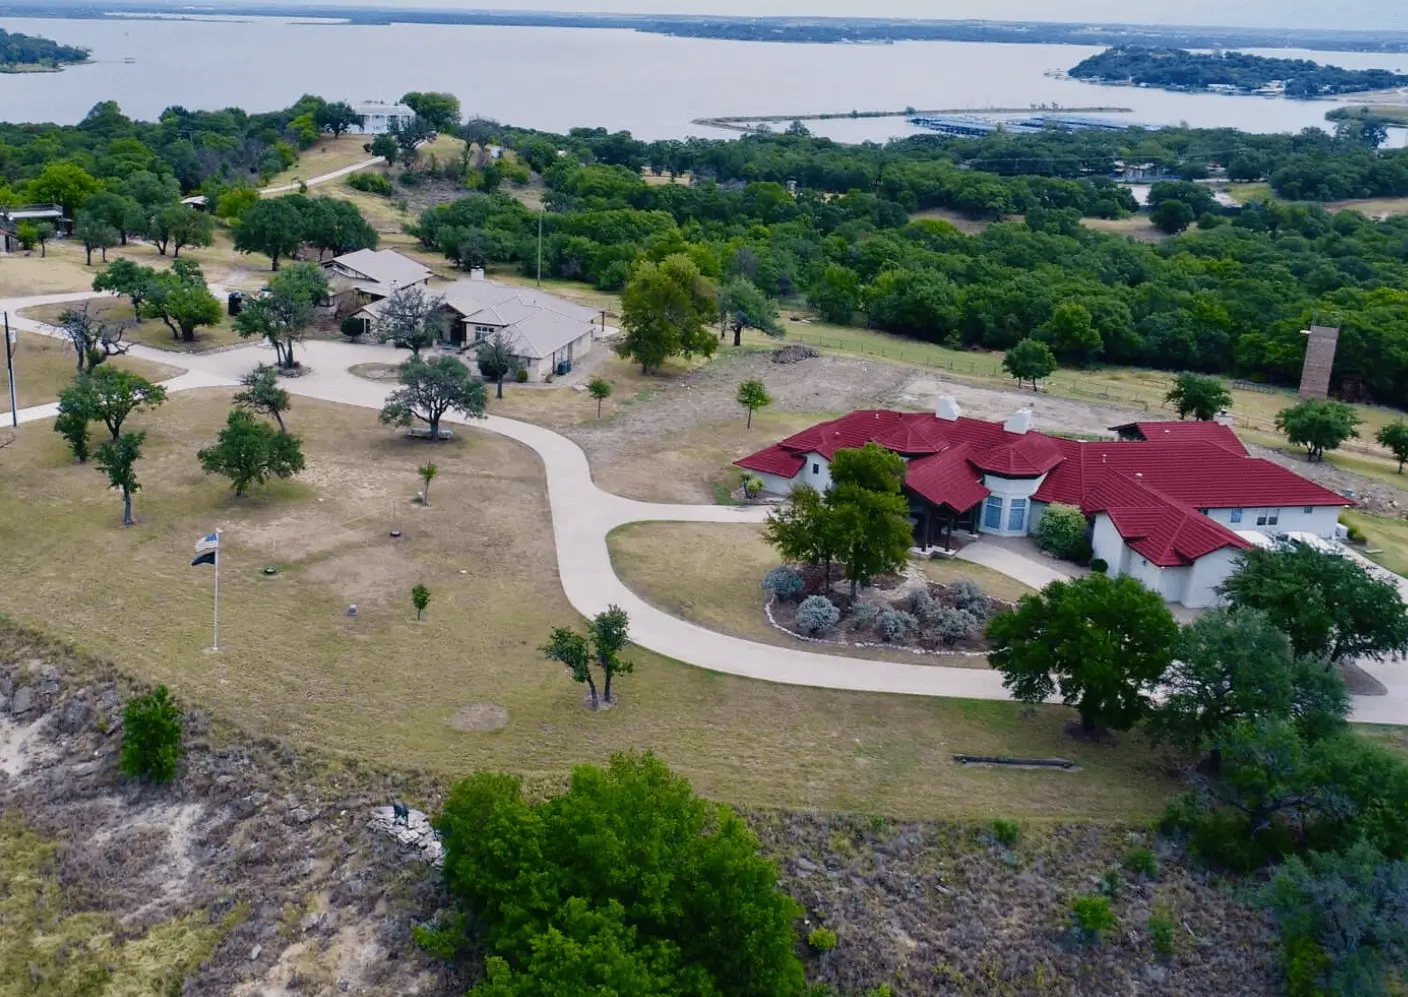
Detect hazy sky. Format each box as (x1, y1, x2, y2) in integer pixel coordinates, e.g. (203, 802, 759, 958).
(256, 0, 1401, 31)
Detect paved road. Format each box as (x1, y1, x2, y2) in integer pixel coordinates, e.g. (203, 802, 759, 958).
(5, 301, 1405, 719)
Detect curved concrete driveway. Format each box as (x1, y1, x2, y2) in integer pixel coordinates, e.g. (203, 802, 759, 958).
(5, 296, 1403, 718)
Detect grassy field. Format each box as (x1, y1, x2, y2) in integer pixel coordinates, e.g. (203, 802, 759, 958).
(26, 297, 244, 354)
(264, 135, 379, 190)
(1325, 196, 1408, 220)
(1080, 215, 1164, 243)
(1343, 510, 1408, 577)
(0, 329, 183, 413)
(1226, 182, 1274, 204)
(607, 521, 1007, 669)
(0, 390, 1176, 819)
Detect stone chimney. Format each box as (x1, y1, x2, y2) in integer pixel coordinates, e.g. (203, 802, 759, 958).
(1003, 408, 1033, 435)
(936, 396, 961, 421)
(469, 267, 486, 282)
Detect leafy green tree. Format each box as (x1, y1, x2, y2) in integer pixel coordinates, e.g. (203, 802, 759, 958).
(233, 196, 306, 270)
(1276, 399, 1361, 462)
(431, 753, 803, 995)
(234, 262, 328, 367)
(80, 190, 143, 245)
(401, 91, 462, 132)
(1002, 338, 1058, 390)
(14, 220, 37, 251)
(145, 204, 214, 258)
(1037, 301, 1103, 365)
(719, 278, 781, 347)
(53, 377, 96, 462)
(74, 210, 118, 265)
(587, 376, 612, 418)
(418, 461, 438, 505)
(827, 443, 913, 597)
(1377, 421, 1408, 473)
(315, 101, 361, 137)
(1166, 371, 1233, 420)
(617, 254, 718, 374)
(94, 430, 145, 527)
(142, 260, 223, 343)
(1150, 609, 1348, 770)
(736, 378, 772, 428)
(588, 605, 634, 704)
(373, 283, 448, 358)
(542, 625, 599, 707)
(26, 160, 100, 217)
(197, 408, 305, 496)
(393, 117, 434, 168)
(370, 133, 398, 162)
(475, 332, 517, 399)
(32, 221, 55, 258)
(1151, 198, 1196, 234)
(118, 685, 183, 784)
(92, 258, 157, 320)
(1220, 543, 1408, 666)
(763, 483, 843, 586)
(808, 264, 862, 325)
(233, 363, 291, 432)
(85, 366, 166, 442)
(412, 584, 431, 620)
(380, 355, 487, 440)
(987, 573, 1179, 733)
(299, 196, 378, 259)
(214, 185, 261, 220)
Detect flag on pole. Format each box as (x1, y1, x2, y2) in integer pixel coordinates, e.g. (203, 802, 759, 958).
(192, 532, 219, 566)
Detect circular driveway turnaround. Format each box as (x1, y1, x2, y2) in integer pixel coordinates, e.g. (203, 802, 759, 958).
(4, 293, 1404, 721)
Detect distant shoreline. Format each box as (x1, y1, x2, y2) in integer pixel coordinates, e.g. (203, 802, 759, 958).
(0, 58, 91, 74)
(8, 3, 1408, 55)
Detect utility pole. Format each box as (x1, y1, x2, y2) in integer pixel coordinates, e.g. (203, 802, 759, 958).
(537, 208, 543, 288)
(4, 312, 16, 428)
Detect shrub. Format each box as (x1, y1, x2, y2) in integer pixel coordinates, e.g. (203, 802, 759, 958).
(1148, 914, 1175, 957)
(347, 171, 395, 196)
(119, 685, 184, 784)
(876, 608, 917, 642)
(905, 588, 937, 620)
(1100, 867, 1122, 898)
(807, 927, 838, 952)
(514, 368, 529, 383)
(340, 315, 366, 339)
(991, 818, 1020, 846)
(849, 602, 880, 631)
(1340, 514, 1367, 545)
(762, 566, 805, 602)
(935, 607, 979, 645)
(796, 596, 840, 636)
(950, 578, 990, 617)
(1034, 502, 1090, 561)
(1124, 846, 1159, 878)
(1090, 557, 1109, 574)
(742, 474, 764, 499)
(1071, 894, 1117, 944)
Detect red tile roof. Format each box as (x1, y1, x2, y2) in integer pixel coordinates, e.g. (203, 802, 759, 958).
(735, 408, 1352, 563)
(1111, 420, 1249, 456)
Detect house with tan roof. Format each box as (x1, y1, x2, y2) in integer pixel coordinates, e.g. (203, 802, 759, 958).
(436, 277, 602, 380)
(736, 397, 1353, 609)
(323, 249, 433, 318)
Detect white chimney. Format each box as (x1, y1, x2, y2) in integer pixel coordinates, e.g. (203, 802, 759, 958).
(936, 396, 961, 421)
(1003, 408, 1033, 435)
(470, 267, 486, 282)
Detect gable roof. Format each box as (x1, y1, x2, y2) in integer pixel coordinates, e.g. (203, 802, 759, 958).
(439, 280, 599, 360)
(326, 249, 432, 294)
(1082, 473, 1251, 567)
(1111, 420, 1248, 456)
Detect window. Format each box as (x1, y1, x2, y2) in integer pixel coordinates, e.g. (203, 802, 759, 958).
(1007, 498, 1028, 533)
(1304, 506, 1314, 514)
(983, 496, 1003, 531)
(812, 463, 819, 475)
(1230, 508, 1243, 524)
(1255, 508, 1280, 527)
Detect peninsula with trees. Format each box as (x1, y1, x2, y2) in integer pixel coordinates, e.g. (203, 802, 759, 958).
(0, 26, 89, 72)
(1068, 46, 1408, 98)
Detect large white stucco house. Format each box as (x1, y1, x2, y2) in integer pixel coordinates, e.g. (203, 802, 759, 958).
(736, 399, 1353, 609)
(347, 100, 416, 135)
(437, 278, 601, 380)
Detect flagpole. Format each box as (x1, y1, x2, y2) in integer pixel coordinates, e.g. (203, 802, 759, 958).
(212, 528, 221, 651)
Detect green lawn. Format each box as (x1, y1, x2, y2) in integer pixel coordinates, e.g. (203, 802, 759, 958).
(0, 391, 1178, 820)
(1342, 511, 1408, 577)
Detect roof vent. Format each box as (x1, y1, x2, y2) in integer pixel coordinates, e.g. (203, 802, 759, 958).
(936, 396, 961, 421)
(1003, 409, 1033, 435)
(1135, 472, 1143, 479)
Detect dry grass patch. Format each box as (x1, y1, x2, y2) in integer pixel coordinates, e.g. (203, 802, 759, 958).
(264, 135, 380, 190)
(1080, 215, 1165, 243)
(1, 329, 183, 413)
(1325, 196, 1408, 220)
(910, 206, 994, 235)
(607, 521, 992, 669)
(0, 236, 262, 301)
(0, 390, 1174, 819)
(486, 353, 673, 428)
(25, 297, 244, 354)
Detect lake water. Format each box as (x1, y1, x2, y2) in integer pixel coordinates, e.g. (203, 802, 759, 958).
(1, 17, 1406, 145)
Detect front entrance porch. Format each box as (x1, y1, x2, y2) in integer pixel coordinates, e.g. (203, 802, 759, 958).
(909, 496, 981, 551)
